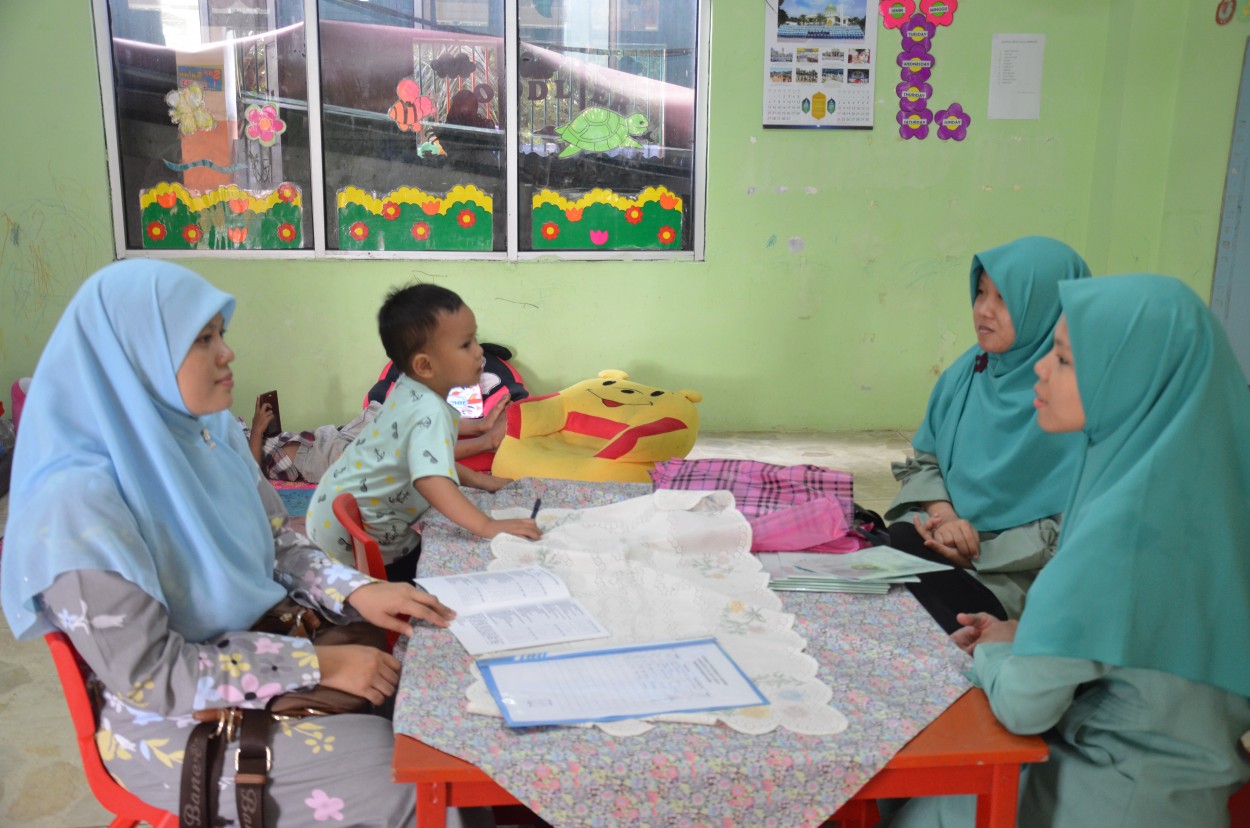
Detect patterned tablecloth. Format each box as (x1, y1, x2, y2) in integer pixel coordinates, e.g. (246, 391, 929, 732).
(393, 478, 971, 828)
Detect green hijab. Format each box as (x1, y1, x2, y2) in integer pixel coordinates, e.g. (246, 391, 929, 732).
(1015, 274, 1250, 697)
(912, 236, 1090, 531)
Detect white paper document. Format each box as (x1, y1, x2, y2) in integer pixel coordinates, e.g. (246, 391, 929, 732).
(477, 638, 769, 727)
(416, 566, 610, 656)
(988, 34, 1045, 120)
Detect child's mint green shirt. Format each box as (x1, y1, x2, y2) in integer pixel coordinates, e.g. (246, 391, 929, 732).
(307, 374, 459, 567)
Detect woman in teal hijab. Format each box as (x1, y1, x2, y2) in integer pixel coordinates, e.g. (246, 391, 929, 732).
(887, 236, 1090, 631)
(888, 274, 1250, 827)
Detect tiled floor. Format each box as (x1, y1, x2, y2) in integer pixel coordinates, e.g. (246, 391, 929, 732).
(0, 430, 912, 827)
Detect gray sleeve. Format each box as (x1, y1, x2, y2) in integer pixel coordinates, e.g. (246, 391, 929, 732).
(41, 569, 317, 718)
(973, 642, 1111, 734)
(974, 516, 1062, 574)
(885, 450, 950, 521)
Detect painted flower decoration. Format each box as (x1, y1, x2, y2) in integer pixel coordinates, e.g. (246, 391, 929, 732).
(878, 0, 916, 28)
(457, 209, 476, 229)
(897, 47, 934, 83)
(901, 14, 936, 51)
(411, 221, 431, 241)
(624, 205, 643, 225)
(540, 221, 560, 240)
(897, 108, 933, 140)
(895, 80, 933, 112)
(276, 183, 298, 203)
(589, 229, 609, 246)
(920, 0, 957, 26)
(156, 191, 177, 209)
(348, 222, 369, 241)
(227, 227, 248, 244)
(564, 207, 583, 222)
(657, 226, 677, 245)
(146, 221, 167, 242)
(305, 789, 346, 822)
(421, 200, 441, 215)
(936, 102, 972, 141)
(244, 103, 287, 147)
(228, 198, 249, 214)
(181, 224, 203, 245)
(277, 223, 298, 243)
(382, 201, 401, 220)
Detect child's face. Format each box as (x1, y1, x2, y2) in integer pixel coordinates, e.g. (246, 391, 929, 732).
(418, 305, 484, 397)
(177, 312, 235, 415)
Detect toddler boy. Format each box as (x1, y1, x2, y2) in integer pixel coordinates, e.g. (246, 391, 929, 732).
(307, 284, 540, 581)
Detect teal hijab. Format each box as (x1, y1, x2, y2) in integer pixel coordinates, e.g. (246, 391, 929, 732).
(912, 236, 1090, 531)
(1015, 275, 1250, 697)
(1, 260, 285, 642)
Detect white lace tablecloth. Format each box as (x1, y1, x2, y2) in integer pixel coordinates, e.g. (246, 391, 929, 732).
(394, 478, 971, 828)
(471, 489, 847, 737)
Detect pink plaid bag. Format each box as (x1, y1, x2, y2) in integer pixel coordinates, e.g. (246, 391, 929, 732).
(649, 458, 868, 552)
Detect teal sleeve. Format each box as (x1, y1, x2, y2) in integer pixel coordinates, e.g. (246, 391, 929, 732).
(973, 643, 1111, 734)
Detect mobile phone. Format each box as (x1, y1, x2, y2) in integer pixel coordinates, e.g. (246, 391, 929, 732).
(256, 390, 282, 437)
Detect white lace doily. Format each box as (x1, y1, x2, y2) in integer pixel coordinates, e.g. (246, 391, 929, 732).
(467, 490, 848, 737)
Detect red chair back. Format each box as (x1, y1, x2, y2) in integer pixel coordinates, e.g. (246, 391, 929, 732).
(44, 631, 178, 828)
(332, 492, 387, 580)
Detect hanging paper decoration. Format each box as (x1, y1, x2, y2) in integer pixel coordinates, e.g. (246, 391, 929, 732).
(888, 0, 966, 140)
(165, 83, 215, 136)
(531, 186, 682, 251)
(139, 182, 303, 250)
(336, 185, 492, 251)
(935, 103, 972, 140)
(555, 108, 649, 158)
(243, 103, 287, 147)
(388, 79, 437, 132)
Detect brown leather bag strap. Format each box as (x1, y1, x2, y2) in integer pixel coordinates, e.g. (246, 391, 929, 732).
(234, 708, 271, 828)
(180, 718, 226, 828)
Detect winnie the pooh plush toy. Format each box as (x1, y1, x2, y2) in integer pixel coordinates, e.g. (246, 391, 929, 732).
(491, 370, 702, 483)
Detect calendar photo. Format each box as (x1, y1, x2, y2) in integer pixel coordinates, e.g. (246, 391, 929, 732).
(763, 0, 878, 129)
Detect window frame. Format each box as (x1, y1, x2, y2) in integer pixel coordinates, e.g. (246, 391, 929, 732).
(92, 0, 710, 262)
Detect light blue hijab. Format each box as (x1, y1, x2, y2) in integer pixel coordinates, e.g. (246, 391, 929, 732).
(1, 260, 285, 642)
(1015, 275, 1250, 697)
(912, 236, 1090, 531)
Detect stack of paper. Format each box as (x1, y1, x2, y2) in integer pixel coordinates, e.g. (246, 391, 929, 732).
(756, 546, 953, 594)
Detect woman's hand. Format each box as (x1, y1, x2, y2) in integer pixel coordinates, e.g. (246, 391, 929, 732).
(251, 399, 275, 436)
(915, 513, 981, 567)
(346, 581, 456, 638)
(314, 644, 402, 705)
(950, 612, 1017, 654)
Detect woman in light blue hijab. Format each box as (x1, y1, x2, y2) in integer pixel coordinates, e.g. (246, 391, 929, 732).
(1, 260, 454, 825)
(888, 274, 1250, 827)
(887, 236, 1090, 630)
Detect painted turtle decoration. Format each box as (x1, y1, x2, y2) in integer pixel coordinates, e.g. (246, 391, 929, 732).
(555, 108, 649, 158)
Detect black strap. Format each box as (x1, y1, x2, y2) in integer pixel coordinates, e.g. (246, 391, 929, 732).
(180, 719, 225, 828)
(235, 709, 271, 828)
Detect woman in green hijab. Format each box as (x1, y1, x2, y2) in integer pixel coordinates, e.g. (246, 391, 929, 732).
(888, 274, 1250, 827)
(887, 236, 1090, 631)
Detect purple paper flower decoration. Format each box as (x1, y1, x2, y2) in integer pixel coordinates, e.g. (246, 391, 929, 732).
(897, 47, 935, 83)
(900, 14, 936, 52)
(897, 108, 933, 140)
(935, 102, 972, 141)
(878, 0, 916, 29)
(920, 0, 958, 27)
(896, 80, 933, 112)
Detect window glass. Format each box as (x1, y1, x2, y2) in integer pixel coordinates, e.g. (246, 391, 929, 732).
(320, 0, 506, 252)
(518, 0, 696, 252)
(106, 0, 312, 250)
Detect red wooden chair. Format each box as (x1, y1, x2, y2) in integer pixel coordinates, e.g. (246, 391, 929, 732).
(44, 631, 178, 828)
(332, 491, 387, 580)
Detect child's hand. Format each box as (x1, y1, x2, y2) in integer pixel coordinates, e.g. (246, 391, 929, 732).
(480, 397, 510, 450)
(252, 400, 276, 436)
(480, 518, 541, 541)
(950, 612, 1016, 654)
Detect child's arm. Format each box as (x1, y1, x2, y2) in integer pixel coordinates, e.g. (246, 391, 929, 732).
(454, 393, 510, 460)
(414, 475, 540, 540)
(456, 463, 512, 492)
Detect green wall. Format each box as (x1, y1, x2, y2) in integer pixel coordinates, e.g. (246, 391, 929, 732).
(1, 1, 1246, 432)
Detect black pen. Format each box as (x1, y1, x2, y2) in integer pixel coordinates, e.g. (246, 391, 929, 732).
(530, 498, 542, 520)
